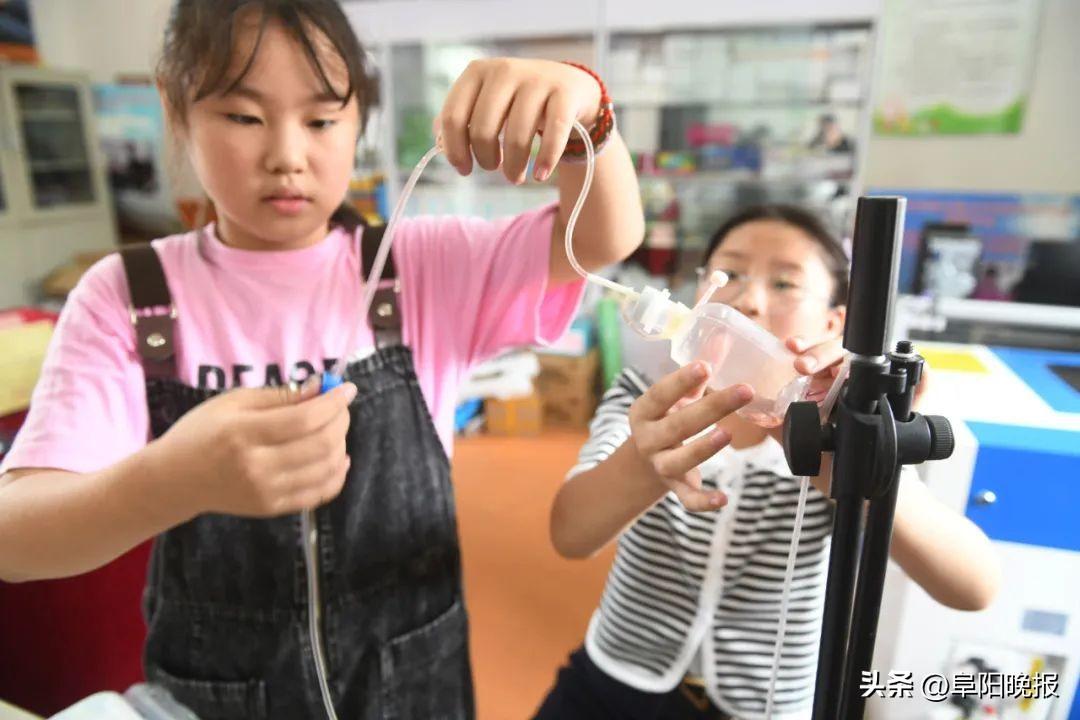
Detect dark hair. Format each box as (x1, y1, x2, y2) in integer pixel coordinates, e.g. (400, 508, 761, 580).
(704, 204, 850, 306)
(158, 0, 375, 126)
(157, 0, 376, 232)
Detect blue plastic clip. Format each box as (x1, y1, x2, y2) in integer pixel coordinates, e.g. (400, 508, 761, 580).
(320, 372, 344, 394)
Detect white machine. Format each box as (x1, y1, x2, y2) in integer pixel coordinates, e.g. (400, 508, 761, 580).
(870, 342, 1080, 720)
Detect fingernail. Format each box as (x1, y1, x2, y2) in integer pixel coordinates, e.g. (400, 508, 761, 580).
(534, 164, 551, 182)
(342, 382, 358, 401)
(802, 357, 819, 372)
(791, 337, 806, 351)
(735, 385, 754, 402)
(694, 363, 709, 380)
(300, 375, 321, 393)
(710, 493, 726, 508)
(711, 428, 730, 447)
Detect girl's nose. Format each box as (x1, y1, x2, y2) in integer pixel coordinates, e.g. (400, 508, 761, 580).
(731, 279, 766, 319)
(264, 123, 307, 175)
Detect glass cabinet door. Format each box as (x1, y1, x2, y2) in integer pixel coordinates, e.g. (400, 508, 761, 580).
(13, 81, 96, 209)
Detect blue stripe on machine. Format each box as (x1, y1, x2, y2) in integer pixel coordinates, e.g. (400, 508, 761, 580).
(991, 346, 1080, 414)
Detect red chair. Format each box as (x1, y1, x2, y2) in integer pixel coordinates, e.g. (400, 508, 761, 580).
(0, 544, 152, 716)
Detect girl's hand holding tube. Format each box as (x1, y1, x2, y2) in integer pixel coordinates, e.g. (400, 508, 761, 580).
(146, 379, 357, 519)
(435, 58, 602, 185)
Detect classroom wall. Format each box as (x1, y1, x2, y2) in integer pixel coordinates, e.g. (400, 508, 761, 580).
(27, 0, 171, 83)
(27, 0, 1078, 199)
(863, 0, 1080, 195)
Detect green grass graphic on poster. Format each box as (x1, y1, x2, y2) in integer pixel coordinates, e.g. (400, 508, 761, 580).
(875, 100, 1027, 136)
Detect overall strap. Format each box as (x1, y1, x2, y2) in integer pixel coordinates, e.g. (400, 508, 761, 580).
(119, 243, 177, 379)
(359, 222, 402, 348)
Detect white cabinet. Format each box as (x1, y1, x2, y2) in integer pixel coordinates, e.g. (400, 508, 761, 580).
(870, 344, 1080, 720)
(0, 65, 116, 308)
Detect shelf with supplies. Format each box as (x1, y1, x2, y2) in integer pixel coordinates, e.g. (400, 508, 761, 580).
(615, 98, 864, 110)
(376, 20, 871, 232)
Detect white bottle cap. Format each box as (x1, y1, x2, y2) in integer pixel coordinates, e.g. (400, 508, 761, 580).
(626, 286, 690, 338)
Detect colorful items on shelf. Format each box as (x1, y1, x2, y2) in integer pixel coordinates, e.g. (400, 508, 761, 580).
(686, 122, 738, 147)
(633, 143, 763, 177)
(654, 151, 697, 174)
(348, 172, 389, 222)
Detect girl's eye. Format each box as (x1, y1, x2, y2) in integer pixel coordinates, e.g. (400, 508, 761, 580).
(721, 269, 745, 282)
(773, 278, 801, 292)
(309, 119, 337, 130)
(226, 113, 261, 126)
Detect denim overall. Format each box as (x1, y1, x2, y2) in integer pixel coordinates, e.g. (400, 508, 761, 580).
(119, 227, 474, 719)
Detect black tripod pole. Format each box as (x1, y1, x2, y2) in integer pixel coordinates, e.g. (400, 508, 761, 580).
(840, 348, 916, 719)
(812, 354, 891, 720)
(833, 197, 907, 720)
(784, 197, 955, 720)
(843, 344, 956, 719)
(813, 196, 906, 720)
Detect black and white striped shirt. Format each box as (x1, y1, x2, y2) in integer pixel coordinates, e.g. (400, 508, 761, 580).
(571, 369, 834, 720)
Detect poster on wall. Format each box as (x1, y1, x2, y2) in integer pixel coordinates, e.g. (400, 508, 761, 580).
(874, 0, 1042, 136)
(93, 84, 182, 236)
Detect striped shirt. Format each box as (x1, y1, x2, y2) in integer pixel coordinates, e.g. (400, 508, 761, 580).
(571, 369, 834, 720)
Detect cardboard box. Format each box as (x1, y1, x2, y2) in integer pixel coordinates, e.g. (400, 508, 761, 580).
(539, 388, 598, 428)
(40, 250, 113, 299)
(536, 349, 599, 395)
(484, 393, 543, 436)
(537, 350, 600, 428)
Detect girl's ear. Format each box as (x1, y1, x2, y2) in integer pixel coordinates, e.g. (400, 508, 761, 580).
(827, 304, 847, 336)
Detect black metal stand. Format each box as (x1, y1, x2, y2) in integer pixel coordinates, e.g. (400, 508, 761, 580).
(782, 197, 957, 720)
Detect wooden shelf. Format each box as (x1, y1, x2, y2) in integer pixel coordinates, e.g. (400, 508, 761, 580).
(29, 159, 90, 172)
(19, 110, 81, 123)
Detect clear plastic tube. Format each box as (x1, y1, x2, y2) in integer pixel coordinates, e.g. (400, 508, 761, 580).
(328, 120, 615, 383)
(763, 357, 850, 719)
(326, 144, 442, 381)
(561, 122, 638, 300)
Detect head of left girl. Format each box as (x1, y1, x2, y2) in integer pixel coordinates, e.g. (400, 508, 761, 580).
(157, 0, 374, 250)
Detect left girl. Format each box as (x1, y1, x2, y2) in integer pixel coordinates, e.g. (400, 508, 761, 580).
(0, 1, 643, 717)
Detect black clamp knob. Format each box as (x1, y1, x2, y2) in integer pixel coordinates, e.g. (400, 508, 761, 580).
(783, 401, 824, 477)
(925, 415, 955, 461)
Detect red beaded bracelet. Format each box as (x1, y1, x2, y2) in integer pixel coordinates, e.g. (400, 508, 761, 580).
(546, 61, 616, 160)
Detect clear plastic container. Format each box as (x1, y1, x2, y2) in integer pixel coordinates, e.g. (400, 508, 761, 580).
(669, 302, 809, 428)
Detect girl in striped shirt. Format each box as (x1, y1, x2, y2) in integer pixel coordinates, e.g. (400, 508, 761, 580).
(535, 204, 1001, 720)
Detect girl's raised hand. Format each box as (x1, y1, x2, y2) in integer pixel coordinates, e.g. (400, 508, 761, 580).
(435, 58, 601, 185)
(627, 363, 754, 512)
(786, 335, 845, 404)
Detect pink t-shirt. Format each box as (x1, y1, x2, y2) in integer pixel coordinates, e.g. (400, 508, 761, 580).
(2, 204, 583, 474)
